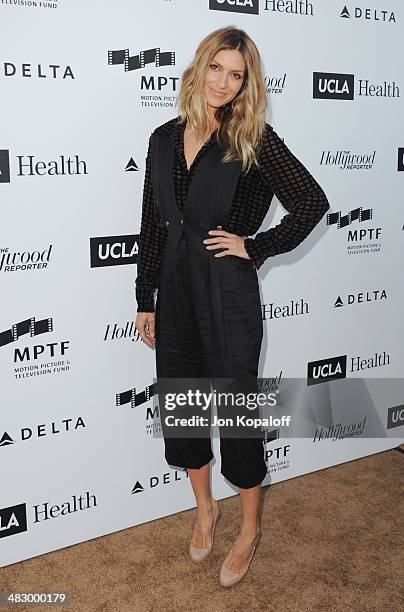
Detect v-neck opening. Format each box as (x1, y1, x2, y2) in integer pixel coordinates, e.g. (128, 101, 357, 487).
(179, 121, 218, 173)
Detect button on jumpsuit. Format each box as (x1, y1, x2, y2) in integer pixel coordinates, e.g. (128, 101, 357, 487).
(150, 131, 268, 489)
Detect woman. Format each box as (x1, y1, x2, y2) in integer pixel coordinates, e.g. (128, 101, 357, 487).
(135, 26, 329, 587)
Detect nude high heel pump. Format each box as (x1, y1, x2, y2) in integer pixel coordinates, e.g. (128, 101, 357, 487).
(219, 531, 261, 587)
(189, 499, 221, 562)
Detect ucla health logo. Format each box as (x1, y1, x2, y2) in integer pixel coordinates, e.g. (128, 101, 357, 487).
(90, 235, 139, 267)
(1, 493, 97, 540)
(308, 351, 390, 385)
(313, 72, 354, 99)
(386, 405, 404, 430)
(209, 0, 259, 14)
(313, 72, 399, 100)
(0, 504, 27, 539)
(0, 149, 87, 182)
(0, 150, 10, 183)
(398, 148, 404, 171)
(307, 355, 347, 386)
(209, 0, 315, 15)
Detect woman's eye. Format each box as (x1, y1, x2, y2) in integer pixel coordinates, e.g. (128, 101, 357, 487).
(210, 64, 241, 79)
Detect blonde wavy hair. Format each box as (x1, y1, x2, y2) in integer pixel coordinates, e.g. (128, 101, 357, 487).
(177, 26, 268, 173)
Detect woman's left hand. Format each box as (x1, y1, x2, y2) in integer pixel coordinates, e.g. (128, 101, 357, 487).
(203, 229, 250, 260)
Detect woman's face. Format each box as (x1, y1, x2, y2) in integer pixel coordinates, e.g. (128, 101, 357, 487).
(204, 48, 245, 111)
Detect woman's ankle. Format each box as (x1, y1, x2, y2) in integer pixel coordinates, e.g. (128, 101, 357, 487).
(196, 495, 215, 514)
(239, 524, 261, 539)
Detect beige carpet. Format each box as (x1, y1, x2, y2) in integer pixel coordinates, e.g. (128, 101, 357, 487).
(1, 447, 403, 612)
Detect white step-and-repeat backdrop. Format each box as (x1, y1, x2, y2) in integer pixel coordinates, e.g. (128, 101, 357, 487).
(1, 1, 403, 567)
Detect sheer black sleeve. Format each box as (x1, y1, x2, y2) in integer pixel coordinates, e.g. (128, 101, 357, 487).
(244, 124, 330, 270)
(135, 135, 167, 312)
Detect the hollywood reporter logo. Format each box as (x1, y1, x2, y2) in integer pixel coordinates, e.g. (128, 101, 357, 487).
(0, 245, 53, 273)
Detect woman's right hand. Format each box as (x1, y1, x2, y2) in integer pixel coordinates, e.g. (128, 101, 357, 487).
(135, 312, 156, 348)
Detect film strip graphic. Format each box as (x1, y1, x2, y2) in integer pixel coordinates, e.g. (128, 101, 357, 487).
(108, 47, 175, 72)
(116, 383, 157, 409)
(327, 206, 372, 229)
(0, 317, 53, 348)
(264, 427, 280, 446)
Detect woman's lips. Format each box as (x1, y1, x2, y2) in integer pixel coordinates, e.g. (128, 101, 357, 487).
(210, 87, 227, 97)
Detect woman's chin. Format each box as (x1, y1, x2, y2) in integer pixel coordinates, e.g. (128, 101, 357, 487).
(207, 97, 228, 109)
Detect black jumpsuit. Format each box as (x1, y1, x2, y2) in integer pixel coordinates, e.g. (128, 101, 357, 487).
(150, 131, 268, 489)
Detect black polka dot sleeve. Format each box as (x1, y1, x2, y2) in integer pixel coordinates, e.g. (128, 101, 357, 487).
(135, 135, 167, 312)
(244, 125, 330, 270)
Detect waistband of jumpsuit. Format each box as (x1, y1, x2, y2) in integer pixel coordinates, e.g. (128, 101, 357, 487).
(165, 218, 227, 256)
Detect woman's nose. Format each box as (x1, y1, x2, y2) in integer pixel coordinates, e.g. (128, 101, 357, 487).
(217, 74, 228, 89)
